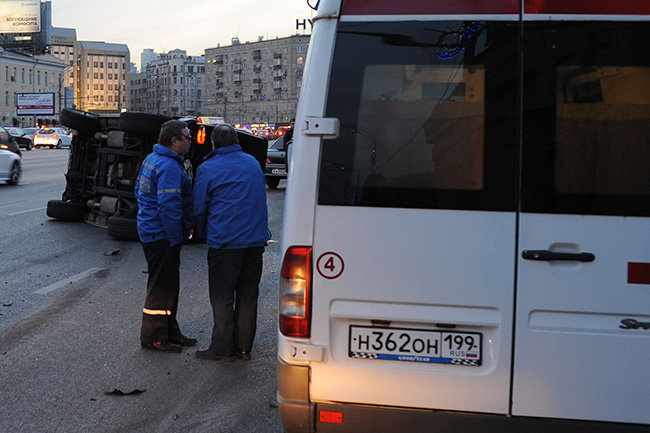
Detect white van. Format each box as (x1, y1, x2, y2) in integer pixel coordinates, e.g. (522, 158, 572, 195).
(277, 0, 650, 432)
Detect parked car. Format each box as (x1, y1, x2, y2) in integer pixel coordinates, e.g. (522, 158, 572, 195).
(264, 135, 289, 189)
(33, 127, 74, 149)
(6, 127, 33, 151)
(46, 109, 268, 241)
(0, 126, 22, 157)
(0, 148, 21, 185)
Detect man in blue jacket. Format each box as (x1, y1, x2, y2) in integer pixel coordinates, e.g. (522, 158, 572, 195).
(135, 119, 196, 353)
(193, 124, 269, 361)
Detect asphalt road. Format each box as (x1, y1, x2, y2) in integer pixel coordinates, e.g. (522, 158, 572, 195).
(0, 149, 288, 432)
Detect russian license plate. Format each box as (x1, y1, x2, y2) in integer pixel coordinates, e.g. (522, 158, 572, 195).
(272, 168, 287, 175)
(349, 325, 481, 366)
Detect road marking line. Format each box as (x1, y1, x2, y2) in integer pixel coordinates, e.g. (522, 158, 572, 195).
(35, 267, 106, 295)
(7, 206, 46, 216)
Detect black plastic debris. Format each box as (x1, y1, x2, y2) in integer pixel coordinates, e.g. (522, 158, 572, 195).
(104, 388, 146, 396)
(104, 249, 121, 256)
(2, 303, 12, 307)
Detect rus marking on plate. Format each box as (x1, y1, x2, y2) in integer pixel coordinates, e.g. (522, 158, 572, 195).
(317, 252, 344, 279)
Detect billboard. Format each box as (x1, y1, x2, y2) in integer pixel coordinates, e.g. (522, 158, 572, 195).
(0, 0, 41, 33)
(16, 93, 55, 115)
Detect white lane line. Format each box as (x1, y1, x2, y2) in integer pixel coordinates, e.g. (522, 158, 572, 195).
(7, 206, 47, 216)
(35, 267, 106, 295)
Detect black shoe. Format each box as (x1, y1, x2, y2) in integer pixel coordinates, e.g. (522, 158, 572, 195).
(169, 334, 197, 346)
(195, 349, 236, 362)
(237, 350, 251, 361)
(141, 341, 182, 353)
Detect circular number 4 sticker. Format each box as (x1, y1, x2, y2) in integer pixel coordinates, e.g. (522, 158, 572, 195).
(317, 252, 345, 279)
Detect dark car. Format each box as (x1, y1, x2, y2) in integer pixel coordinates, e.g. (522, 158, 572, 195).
(46, 109, 267, 240)
(264, 135, 290, 189)
(0, 126, 22, 157)
(7, 127, 33, 151)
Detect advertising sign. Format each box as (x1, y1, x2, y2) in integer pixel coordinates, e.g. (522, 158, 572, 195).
(16, 93, 55, 115)
(0, 0, 41, 33)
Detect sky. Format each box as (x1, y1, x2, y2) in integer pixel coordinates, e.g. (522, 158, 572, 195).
(50, 0, 316, 70)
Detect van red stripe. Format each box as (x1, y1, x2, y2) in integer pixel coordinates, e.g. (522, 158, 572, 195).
(628, 263, 650, 285)
(341, 0, 519, 16)
(525, 0, 650, 15)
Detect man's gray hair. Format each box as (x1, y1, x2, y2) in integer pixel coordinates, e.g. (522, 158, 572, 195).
(211, 124, 239, 149)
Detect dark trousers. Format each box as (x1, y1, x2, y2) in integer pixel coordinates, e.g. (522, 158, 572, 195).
(140, 239, 182, 343)
(207, 246, 264, 355)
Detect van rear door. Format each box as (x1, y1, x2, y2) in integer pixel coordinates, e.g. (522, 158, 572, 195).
(308, 6, 521, 413)
(513, 16, 650, 424)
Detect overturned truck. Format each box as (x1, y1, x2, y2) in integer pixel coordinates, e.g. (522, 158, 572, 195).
(47, 108, 268, 241)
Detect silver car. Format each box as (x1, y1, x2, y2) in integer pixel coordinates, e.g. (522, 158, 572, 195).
(0, 148, 21, 185)
(33, 127, 74, 149)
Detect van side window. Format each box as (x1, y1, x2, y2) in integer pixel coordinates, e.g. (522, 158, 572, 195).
(319, 21, 518, 211)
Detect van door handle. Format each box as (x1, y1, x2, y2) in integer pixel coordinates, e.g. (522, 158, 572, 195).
(522, 250, 595, 262)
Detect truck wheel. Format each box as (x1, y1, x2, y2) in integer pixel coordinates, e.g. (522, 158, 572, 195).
(119, 112, 171, 137)
(46, 200, 87, 221)
(60, 108, 100, 135)
(107, 216, 139, 241)
(266, 177, 280, 189)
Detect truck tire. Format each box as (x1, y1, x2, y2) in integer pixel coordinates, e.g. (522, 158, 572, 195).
(266, 177, 280, 189)
(46, 200, 87, 221)
(107, 216, 139, 241)
(60, 108, 100, 135)
(119, 112, 171, 137)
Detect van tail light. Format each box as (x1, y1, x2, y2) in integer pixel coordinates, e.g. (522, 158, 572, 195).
(197, 126, 206, 145)
(279, 246, 312, 338)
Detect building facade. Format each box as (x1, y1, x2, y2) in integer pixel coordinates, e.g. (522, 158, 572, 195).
(0, 47, 67, 127)
(49, 33, 130, 114)
(141, 49, 205, 117)
(72, 41, 129, 113)
(204, 35, 309, 126)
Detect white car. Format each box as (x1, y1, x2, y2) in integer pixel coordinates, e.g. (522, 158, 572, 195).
(0, 148, 21, 185)
(33, 127, 74, 149)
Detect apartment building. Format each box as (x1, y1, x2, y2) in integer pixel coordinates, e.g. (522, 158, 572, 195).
(204, 35, 309, 126)
(140, 49, 205, 117)
(73, 41, 129, 113)
(0, 47, 67, 126)
(49, 30, 130, 114)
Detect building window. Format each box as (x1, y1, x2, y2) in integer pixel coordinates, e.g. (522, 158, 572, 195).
(297, 56, 304, 65)
(100, 62, 104, 68)
(94, 62, 98, 67)
(5, 91, 8, 105)
(37, 71, 41, 85)
(21, 68, 24, 83)
(5, 66, 8, 81)
(94, 73, 98, 79)
(100, 84, 104, 90)
(100, 73, 104, 79)
(298, 46, 304, 53)
(94, 84, 98, 90)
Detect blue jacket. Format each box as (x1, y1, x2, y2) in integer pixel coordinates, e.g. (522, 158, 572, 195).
(193, 144, 269, 249)
(135, 144, 193, 246)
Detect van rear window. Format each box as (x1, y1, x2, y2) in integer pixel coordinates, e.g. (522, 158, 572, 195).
(319, 21, 519, 210)
(522, 22, 650, 216)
